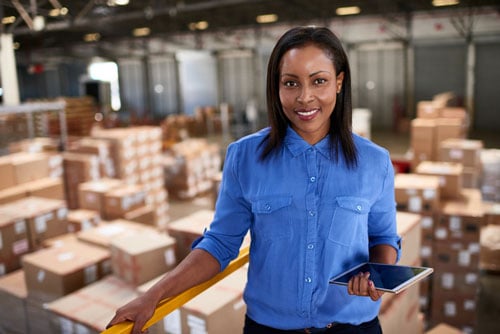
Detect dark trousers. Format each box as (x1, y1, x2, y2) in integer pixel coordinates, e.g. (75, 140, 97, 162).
(243, 315, 382, 334)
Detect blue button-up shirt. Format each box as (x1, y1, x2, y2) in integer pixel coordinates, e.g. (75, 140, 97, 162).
(193, 126, 401, 330)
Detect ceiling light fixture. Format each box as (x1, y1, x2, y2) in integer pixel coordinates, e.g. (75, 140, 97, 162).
(432, 0, 459, 7)
(49, 7, 69, 17)
(84, 33, 101, 42)
(107, 0, 129, 6)
(336, 6, 361, 16)
(2, 16, 16, 24)
(188, 21, 209, 31)
(133, 27, 151, 37)
(256, 14, 278, 24)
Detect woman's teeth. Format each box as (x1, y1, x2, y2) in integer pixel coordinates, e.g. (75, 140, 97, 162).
(297, 109, 318, 116)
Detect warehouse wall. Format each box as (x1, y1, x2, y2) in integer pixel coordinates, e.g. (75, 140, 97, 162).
(414, 42, 467, 110)
(474, 40, 500, 131)
(351, 43, 405, 128)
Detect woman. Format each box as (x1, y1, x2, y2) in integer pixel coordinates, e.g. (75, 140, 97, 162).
(107, 26, 401, 334)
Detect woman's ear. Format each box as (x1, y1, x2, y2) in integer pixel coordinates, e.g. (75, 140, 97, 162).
(336, 72, 345, 93)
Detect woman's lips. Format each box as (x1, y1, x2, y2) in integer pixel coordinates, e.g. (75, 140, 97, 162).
(296, 108, 320, 120)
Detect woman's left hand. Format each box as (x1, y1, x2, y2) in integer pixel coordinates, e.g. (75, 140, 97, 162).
(347, 272, 384, 301)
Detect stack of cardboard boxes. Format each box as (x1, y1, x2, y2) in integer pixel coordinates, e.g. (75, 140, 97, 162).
(403, 94, 490, 332)
(162, 138, 222, 200)
(90, 126, 169, 230)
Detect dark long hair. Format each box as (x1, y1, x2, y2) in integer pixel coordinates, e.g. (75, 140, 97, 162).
(261, 26, 357, 168)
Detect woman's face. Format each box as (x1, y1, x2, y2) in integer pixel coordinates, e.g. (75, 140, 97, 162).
(279, 44, 344, 145)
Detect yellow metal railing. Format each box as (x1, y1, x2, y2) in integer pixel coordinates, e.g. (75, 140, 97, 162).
(102, 246, 250, 334)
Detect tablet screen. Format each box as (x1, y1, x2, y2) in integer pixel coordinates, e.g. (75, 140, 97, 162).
(329, 262, 433, 294)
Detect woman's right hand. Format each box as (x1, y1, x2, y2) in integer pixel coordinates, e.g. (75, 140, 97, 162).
(106, 293, 159, 334)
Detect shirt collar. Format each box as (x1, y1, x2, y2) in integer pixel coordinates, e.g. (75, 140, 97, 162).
(284, 126, 332, 160)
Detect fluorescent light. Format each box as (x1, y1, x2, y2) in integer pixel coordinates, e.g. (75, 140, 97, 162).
(336, 6, 361, 16)
(256, 14, 278, 24)
(432, 0, 459, 6)
(2, 16, 16, 24)
(133, 27, 151, 37)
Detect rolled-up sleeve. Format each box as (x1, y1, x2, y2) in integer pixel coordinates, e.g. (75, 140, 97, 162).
(192, 142, 252, 271)
(368, 153, 401, 262)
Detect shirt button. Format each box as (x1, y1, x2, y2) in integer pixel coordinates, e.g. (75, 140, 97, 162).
(309, 211, 315, 216)
(356, 205, 362, 211)
(310, 176, 316, 183)
(307, 244, 314, 249)
(265, 204, 271, 211)
(305, 277, 312, 283)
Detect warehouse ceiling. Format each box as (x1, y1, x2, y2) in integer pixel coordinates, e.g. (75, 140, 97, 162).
(1, 0, 499, 56)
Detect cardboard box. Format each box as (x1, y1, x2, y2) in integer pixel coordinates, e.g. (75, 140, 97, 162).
(26, 177, 65, 200)
(0, 270, 28, 334)
(0, 183, 27, 205)
(67, 209, 101, 233)
(110, 231, 177, 286)
(410, 118, 437, 161)
(167, 209, 215, 261)
(63, 152, 101, 209)
(432, 270, 479, 295)
(180, 266, 247, 334)
(123, 205, 156, 226)
(46, 275, 139, 334)
(78, 178, 124, 215)
(103, 184, 147, 220)
(0, 196, 68, 250)
(437, 189, 484, 243)
(417, 101, 440, 118)
(483, 202, 500, 226)
(68, 137, 116, 178)
(395, 173, 440, 214)
(430, 291, 477, 332)
(432, 242, 480, 272)
(435, 118, 465, 145)
(22, 240, 111, 303)
(0, 156, 16, 190)
(0, 209, 30, 275)
(415, 161, 463, 199)
(77, 219, 158, 249)
(439, 139, 483, 168)
(10, 152, 50, 185)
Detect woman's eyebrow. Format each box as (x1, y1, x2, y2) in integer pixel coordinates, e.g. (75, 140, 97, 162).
(280, 70, 332, 78)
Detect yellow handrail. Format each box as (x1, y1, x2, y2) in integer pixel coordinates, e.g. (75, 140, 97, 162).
(102, 246, 250, 334)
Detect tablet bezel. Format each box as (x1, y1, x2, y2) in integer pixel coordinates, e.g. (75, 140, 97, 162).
(329, 262, 433, 294)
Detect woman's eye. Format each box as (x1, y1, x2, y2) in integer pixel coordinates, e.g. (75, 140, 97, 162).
(314, 78, 327, 85)
(283, 81, 297, 87)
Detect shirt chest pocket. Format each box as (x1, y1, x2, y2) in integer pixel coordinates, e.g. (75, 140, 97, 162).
(328, 197, 370, 247)
(251, 195, 292, 241)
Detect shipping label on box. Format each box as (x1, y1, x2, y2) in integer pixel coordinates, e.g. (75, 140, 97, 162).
(395, 174, 440, 214)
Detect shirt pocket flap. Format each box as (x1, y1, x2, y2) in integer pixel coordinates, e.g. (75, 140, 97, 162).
(252, 195, 292, 214)
(336, 197, 370, 214)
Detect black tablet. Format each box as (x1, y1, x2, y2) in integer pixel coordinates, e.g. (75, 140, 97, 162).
(329, 262, 433, 294)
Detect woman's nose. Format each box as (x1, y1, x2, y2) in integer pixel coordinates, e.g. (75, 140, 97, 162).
(297, 86, 314, 103)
